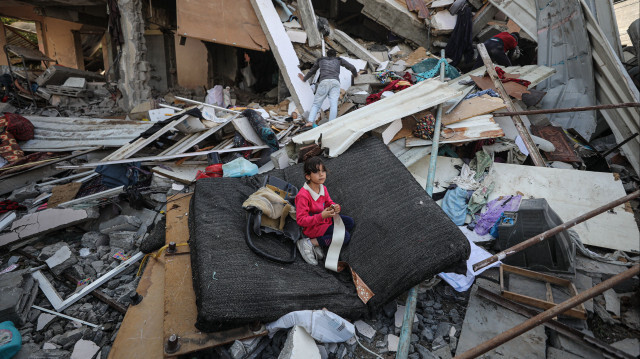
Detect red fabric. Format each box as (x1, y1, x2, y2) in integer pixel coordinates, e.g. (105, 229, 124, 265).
(3, 113, 35, 141)
(0, 200, 26, 214)
(493, 32, 518, 51)
(366, 79, 412, 105)
(0, 130, 24, 163)
(195, 164, 223, 180)
(495, 67, 531, 87)
(295, 185, 336, 238)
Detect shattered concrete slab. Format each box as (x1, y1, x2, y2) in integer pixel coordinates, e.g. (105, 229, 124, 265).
(278, 326, 320, 359)
(356, 0, 430, 48)
(455, 279, 546, 359)
(0, 208, 98, 248)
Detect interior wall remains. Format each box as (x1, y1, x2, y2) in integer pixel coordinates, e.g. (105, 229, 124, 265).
(175, 35, 208, 89)
(0, 5, 85, 68)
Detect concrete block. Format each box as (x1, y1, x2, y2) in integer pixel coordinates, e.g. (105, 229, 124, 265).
(603, 289, 620, 316)
(0, 208, 96, 248)
(37, 313, 57, 331)
(354, 74, 381, 86)
(70, 339, 100, 359)
(271, 148, 292, 169)
(39, 243, 78, 275)
(230, 340, 247, 359)
(573, 273, 593, 312)
(62, 77, 87, 88)
(354, 320, 376, 340)
(610, 338, 640, 357)
(278, 326, 321, 359)
(546, 346, 585, 359)
(389, 60, 407, 72)
(99, 215, 142, 234)
(348, 91, 369, 104)
(8, 183, 40, 202)
(394, 305, 419, 328)
(477, 25, 503, 43)
(81, 232, 109, 249)
(432, 344, 452, 359)
(346, 84, 372, 95)
(108, 231, 137, 251)
(386, 334, 399, 352)
(0, 101, 17, 113)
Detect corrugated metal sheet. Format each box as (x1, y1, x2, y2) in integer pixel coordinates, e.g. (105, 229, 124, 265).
(488, 0, 537, 41)
(582, 0, 624, 58)
(536, 0, 598, 140)
(20, 116, 154, 152)
(580, 0, 640, 176)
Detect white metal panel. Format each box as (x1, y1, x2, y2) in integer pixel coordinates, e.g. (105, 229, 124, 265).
(488, 0, 537, 41)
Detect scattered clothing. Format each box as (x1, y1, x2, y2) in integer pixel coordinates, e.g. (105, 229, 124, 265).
(445, 6, 474, 67)
(495, 67, 531, 87)
(0, 200, 25, 214)
(366, 78, 412, 104)
(442, 186, 469, 225)
(464, 88, 500, 100)
(474, 195, 522, 235)
(95, 162, 141, 188)
(439, 234, 500, 292)
(243, 109, 279, 151)
(467, 182, 495, 216)
(412, 58, 461, 82)
(450, 164, 480, 190)
(412, 113, 437, 140)
(473, 32, 519, 69)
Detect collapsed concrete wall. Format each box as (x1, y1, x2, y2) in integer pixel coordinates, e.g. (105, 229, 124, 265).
(117, 0, 152, 111)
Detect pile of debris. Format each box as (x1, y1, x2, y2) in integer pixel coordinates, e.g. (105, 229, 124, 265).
(0, 0, 639, 358)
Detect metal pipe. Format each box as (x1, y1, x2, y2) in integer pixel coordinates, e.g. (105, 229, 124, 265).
(56, 145, 270, 169)
(473, 190, 640, 272)
(175, 96, 240, 114)
(477, 43, 545, 167)
(397, 49, 447, 359)
(492, 102, 640, 116)
(601, 132, 639, 157)
(453, 264, 640, 359)
(32, 305, 103, 330)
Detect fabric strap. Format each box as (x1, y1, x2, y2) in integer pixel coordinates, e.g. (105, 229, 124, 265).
(325, 214, 345, 272)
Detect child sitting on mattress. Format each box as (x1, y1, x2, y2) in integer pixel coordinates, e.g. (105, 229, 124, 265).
(295, 156, 354, 265)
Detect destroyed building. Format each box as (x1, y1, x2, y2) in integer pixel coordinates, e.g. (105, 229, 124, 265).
(0, 0, 639, 358)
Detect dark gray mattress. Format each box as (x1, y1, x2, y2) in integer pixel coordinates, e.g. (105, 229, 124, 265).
(189, 137, 470, 332)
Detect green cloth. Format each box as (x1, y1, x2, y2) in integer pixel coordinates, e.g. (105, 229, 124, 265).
(468, 182, 495, 215)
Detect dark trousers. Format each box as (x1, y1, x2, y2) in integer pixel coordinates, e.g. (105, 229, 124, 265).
(473, 38, 512, 69)
(316, 215, 355, 247)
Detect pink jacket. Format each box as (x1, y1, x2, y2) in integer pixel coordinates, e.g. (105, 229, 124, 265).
(295, 183, 335, 238)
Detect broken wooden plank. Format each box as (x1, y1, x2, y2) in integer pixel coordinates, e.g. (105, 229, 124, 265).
(477, 44, 545, 166)
(297, 0, 322, 47)
(292, 78, 461, 157)
(250, 0, 315, 114)
(332, 29, 381, 67)
(405, 115, 505, 146)
(499, 265, 587, 320)
(442, 95, 506, 125)
(109, 252, 165, 359)
(163, 193, 264, 356)
(0, 208, 97, 248)
(57, 186, 125, 209)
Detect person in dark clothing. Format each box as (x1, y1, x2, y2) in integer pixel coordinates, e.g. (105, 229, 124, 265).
(473, 32, 520, 69)
(298, 49, 358, 127)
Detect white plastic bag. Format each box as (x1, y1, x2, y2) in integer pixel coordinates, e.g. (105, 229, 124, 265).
(205, 85, 224, 106)
(265, 309, 355, 343)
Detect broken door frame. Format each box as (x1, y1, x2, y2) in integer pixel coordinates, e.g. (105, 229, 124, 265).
(499, 264, 587, 320)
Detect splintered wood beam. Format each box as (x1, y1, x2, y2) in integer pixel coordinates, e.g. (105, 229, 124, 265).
(476, 43, 545, 166)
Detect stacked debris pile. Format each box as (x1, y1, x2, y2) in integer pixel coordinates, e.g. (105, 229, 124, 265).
(1, 0, 639, 358)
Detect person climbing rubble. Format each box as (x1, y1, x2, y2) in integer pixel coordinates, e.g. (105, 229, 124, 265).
(298, 49, 358, 128)
(473, 32, 521, 69)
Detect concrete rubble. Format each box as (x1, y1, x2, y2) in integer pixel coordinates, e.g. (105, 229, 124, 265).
(0, 0, 639, 358)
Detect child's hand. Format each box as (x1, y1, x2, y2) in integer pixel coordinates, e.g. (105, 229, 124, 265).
(321, 207, 335, 219)
(332, 204, 341, 214)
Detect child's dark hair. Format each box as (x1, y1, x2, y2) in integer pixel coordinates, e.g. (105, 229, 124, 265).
(303, 156, 328, 182)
